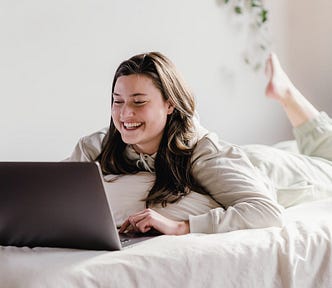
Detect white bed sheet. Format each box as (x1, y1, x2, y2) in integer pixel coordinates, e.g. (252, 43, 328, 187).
(1, 198, 332, 288)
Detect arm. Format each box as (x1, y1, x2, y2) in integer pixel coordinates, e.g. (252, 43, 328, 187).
(189, 133, 284, 233)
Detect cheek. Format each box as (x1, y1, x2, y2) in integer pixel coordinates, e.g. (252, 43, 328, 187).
(152, 110, 169, 130)
(111, 106, 119, 117)
(111, 107, 121, 126)
(146, 107, 167, 122)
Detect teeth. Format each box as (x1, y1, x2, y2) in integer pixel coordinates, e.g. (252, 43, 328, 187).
(124, 122, 142, 128)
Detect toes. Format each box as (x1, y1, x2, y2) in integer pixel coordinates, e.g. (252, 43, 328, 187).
(265, 53, 273, 79)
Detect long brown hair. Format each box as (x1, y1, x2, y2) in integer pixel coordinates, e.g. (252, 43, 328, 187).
(97, 52, 205, 207)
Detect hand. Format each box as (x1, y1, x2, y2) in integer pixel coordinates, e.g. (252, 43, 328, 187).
(119, 208, 190, 235)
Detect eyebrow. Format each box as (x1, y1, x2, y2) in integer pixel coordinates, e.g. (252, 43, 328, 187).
(112, 92, 148, 97)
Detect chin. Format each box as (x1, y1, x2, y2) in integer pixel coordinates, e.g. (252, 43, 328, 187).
(120, 136, 137, 146)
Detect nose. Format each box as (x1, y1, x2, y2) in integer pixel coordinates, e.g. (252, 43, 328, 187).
(120, 102, 135, 118)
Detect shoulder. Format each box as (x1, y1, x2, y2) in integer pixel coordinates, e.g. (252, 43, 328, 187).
(191, 115, 241, 155)
(192, 132, 244, 163)
(67, 127, 108, 161)
(80, 127, 108, 148)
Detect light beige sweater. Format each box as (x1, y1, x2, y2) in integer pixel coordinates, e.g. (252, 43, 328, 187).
(66, 126, 285, 233)
(67, 112, 332, 233)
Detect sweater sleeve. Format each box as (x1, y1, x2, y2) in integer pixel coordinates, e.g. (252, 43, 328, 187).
(189, 133, 284, 233)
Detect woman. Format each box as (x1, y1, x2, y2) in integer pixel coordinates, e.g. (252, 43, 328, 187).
(67, 52, 332, 235)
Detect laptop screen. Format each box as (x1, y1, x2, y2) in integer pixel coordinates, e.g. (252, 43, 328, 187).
(0, 162, 122, 250)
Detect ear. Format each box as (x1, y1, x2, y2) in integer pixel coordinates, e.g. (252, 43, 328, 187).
(167, 102, 175, 115)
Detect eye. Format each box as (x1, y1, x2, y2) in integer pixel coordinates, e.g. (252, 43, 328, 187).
(134, 100, 147, 105)
(113, 100, 124, 105)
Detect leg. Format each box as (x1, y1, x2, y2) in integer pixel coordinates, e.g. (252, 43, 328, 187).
(264, 54, 332, 203)
(265, 53, 332, 160)
(265, 52, 319, 128)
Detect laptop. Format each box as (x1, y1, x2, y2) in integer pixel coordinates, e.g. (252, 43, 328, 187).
(0, 161, 158, 251)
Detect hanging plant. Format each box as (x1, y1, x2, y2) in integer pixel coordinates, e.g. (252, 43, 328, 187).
(225, 0, 268, 26)
(223, 0, 270, 70)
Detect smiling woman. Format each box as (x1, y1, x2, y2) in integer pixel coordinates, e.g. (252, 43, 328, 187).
(67, 51, 332, 236)
(111, 74, 174, 155)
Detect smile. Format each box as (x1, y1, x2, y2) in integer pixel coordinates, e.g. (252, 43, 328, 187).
(123, 122, 143, 130)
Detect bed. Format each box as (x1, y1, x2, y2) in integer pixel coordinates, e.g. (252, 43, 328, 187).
(1, 197, 331, 288)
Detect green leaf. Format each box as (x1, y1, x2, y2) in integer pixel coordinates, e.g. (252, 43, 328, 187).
(260, 44, 266, 51)
(254, 63, 261, 71)
(234, 6, 242, 14)
(224, 0, 230, 3)
(251, 0, 261, 8)
(260, 9, 268, 23)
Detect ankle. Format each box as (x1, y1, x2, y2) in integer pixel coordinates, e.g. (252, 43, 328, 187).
(279, 83, 302, 106)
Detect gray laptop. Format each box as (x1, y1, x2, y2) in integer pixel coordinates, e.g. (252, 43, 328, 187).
(0, 162, 158, 251)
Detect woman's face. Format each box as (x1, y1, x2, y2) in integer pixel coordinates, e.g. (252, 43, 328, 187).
(112, 74, 174, 155)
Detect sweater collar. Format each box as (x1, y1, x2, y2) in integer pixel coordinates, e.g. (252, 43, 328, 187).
(125, 145, 156, 173)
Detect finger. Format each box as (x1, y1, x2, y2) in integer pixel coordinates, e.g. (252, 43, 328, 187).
(129, 210, 151, 226)
(127, 217, 139, 231)
(120, 209, 154, 233)
(119, 211, 147, 233)
(119, 219, 130, 233)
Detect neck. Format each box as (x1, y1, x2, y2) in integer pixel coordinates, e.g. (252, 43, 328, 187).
(131, 144, 158, 155)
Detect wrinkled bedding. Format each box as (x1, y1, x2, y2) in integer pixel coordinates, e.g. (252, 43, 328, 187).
(1, 198, 331, 288)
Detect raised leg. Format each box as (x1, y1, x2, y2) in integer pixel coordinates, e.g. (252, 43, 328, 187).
(265, 53, 319, 128)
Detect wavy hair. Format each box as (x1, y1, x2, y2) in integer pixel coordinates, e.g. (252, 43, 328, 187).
(97, 52, 205, 207)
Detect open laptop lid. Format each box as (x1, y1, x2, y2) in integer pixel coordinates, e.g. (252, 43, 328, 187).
(0, 162, 122, 251)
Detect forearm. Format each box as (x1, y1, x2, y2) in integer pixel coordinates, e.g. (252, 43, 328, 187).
(189, 200, 284, 234)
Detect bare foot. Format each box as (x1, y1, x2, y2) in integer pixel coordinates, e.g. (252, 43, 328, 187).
(265, 52, 319, 127)
(265, 53, 295, 104)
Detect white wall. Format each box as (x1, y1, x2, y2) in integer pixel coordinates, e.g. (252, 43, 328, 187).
(287, 0, 332, 114)
(1, 0, 330, 161)
(267, 0, 332, 125)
